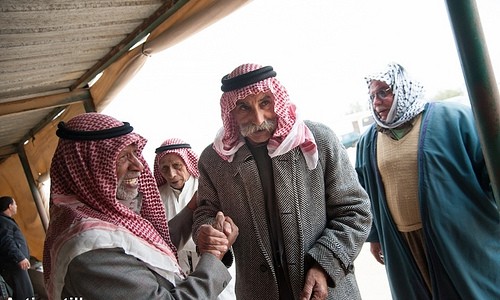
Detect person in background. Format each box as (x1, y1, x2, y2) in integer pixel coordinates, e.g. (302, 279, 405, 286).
(355, 62, 499, 299)
(153, 138, 236, 299)
(0, 196, 35, 300)
(43, 112, 238, 300)
(154, 138, 201, 275)
(193, 63, 372, 300)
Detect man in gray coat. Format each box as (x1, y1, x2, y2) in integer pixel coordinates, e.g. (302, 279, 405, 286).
(193, 63, 372, 300)
(43, 113, 238, 300)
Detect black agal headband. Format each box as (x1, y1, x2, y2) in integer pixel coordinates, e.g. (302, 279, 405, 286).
(155, 143, 191, 154)
(56, 121, 133, 140)
(220, 66, 277, 92)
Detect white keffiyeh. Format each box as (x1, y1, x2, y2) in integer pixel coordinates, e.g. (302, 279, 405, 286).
(365, 63, 427, 129)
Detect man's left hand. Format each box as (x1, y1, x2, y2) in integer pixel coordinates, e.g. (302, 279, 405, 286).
(300, 263, 328, 300)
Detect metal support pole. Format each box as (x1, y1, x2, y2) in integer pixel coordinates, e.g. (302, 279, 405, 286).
(17, 144, 49, 231)
(445, 0, 500, 211)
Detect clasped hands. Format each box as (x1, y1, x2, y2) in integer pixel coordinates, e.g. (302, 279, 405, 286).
(197, 211, 238, 260)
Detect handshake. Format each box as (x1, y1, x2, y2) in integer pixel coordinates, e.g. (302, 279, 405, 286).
(197, 211, 239, 260)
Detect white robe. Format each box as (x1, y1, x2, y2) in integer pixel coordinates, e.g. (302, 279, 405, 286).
(159, 176, 199, 273)
(159, 176, 236, 300)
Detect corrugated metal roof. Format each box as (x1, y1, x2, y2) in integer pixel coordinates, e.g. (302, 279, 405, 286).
(0, 0, 249, 270)
(0, 0, 175, 162)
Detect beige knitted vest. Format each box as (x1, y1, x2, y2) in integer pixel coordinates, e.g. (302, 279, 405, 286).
(377, 115, 423, 232)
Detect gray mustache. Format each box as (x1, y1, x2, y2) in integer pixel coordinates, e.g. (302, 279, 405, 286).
(240, 120, 276, 137)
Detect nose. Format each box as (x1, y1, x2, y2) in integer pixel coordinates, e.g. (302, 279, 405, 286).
(167, 167, 176, 178)
(128, 154, 144, 171)
(251, 109, 266, 125)
(371, 92, 388, 105)
(372, 96, 384, 105)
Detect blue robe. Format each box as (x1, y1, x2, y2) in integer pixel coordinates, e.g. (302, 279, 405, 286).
(355, 101, 499, 299)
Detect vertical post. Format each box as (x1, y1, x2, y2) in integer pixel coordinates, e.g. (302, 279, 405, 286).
(17, 144, 49, 231)
(445, 0, 500, 210)
(83, 96, 97, 112)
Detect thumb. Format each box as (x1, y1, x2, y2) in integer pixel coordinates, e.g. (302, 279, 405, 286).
(213, 211, 224, 231)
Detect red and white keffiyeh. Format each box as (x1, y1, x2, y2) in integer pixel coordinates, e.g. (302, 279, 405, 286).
(153, 138, 200, 187)
(43, 113, 182, 299)
(213, 63, 318, 170)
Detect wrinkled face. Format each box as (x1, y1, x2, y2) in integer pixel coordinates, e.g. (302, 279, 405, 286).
(159, 153, 190, 190)
(369, 80, 394, 122)
(232, 92, 277, 145)
(116, 144, 144, 201)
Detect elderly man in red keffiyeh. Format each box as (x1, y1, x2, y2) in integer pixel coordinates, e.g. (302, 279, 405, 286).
(153, 138, 236, 299)
(193, 63, 372, 300)
(153, 138, 201, 275)
(43, 113, 237, 300)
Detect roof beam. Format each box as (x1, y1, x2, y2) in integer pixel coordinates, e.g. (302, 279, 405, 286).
(0, 89, 91, 117)
(0, 144, 16, 158)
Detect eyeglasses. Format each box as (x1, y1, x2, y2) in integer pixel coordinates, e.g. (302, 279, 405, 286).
(369, 87, 392, 101)
(117, 150, 141, 166)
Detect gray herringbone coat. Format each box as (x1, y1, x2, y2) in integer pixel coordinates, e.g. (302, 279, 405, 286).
(193, 121, 371, 300)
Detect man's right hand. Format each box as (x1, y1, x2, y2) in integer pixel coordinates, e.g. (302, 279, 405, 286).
(221, 215, 238, 248)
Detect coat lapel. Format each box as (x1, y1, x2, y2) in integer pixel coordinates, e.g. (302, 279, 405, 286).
(233, 146, 275, 270)
(232, 145, 305, 293)
(273, 148, 305, 293)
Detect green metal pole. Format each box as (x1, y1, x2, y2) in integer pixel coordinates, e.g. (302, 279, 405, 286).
(445, 0, 500, 211)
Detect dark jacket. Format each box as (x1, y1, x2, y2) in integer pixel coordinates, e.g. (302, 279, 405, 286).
(0, 213, 30, 269)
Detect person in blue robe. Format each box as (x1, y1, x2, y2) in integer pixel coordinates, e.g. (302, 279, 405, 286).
(355, 62, 499, 299)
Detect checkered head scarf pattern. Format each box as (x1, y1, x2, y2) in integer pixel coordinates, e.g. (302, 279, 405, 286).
(213, 63, 318, 170)
(44, 113, 179, 285)
(153, 138, 200, 187)
(365, 62, 427, 129)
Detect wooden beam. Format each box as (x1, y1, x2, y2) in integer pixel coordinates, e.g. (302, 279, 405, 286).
(0, 144, 17, 157)
(0, 89, 91, 117)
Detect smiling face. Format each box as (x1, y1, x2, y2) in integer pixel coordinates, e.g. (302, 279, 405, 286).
(369, 80, 394, 122)
(116, 144, 144, 201)
(158, 153, 190, 190)
(231, 92, 277, 145)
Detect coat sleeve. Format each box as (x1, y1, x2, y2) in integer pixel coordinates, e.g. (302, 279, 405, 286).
(0, 217, 27, 264)
(62, 248, 231, 300)
(306, 122, 372, 285)
(191, 146, 222, 243)
(168, 206, 194, 251)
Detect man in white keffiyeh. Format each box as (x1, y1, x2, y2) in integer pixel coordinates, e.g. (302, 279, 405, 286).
(44, 112, 238, 300)
(193, 63, 372, 300)
(356, 63, 499, 300)
(365, 62, 426, 130)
